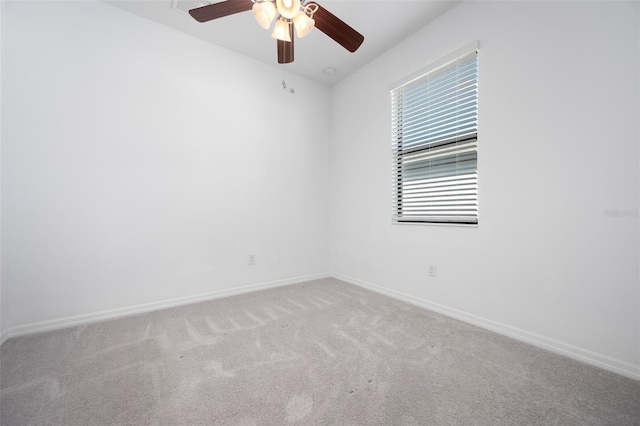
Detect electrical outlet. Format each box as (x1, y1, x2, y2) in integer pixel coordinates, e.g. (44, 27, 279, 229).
(248, 254, 256, 265)
(428, 264, 437, 277)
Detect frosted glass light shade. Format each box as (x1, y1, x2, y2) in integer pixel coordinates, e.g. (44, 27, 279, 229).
(293, 10, 314, 38)
(276, 0, 301, 19)
(271, 18, 291, 42)
(252, 2, 277, 29)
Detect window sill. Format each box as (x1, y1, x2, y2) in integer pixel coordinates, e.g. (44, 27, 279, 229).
(391, 221, 478, 228)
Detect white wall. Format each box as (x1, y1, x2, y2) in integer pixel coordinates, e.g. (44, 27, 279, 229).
(2, 0, 331, 328)
(331, 0, 640, 374)
(0, 0, 4, 339)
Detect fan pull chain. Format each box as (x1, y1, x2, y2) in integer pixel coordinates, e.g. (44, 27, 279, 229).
(281, 75, 296, 94)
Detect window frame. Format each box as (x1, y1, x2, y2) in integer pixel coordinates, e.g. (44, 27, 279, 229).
(390, 41, 479, 226)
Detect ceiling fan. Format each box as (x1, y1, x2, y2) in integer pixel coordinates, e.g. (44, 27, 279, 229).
(188, 0, 364, 64)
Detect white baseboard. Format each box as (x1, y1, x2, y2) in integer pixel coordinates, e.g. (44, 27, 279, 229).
(2, 273, 330, 342)
(4, 271, 638, 381)
(332, 272, 640, 381)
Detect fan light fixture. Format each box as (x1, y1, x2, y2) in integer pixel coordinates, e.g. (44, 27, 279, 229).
(276, 0, 301, 19)
(271, 17, 291, 42)
(255, 0, 317, 40)
(293, 10, 314, 38)
(252, 1, 277, 29)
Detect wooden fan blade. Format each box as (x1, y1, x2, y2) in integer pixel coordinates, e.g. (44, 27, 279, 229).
(277, 23, 294, 64)
(189, 0, 253, 23)
(308, 2, 364, 53)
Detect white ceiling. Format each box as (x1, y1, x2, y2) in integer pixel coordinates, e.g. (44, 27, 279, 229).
(104, 0, 461, 86)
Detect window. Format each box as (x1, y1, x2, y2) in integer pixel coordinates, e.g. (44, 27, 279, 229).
(391, 45, 478, 225)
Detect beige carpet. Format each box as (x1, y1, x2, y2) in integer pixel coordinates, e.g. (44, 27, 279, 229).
(1, 278, 638, 425)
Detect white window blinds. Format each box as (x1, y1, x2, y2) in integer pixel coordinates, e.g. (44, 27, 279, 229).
(391, 48, 478, 225)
